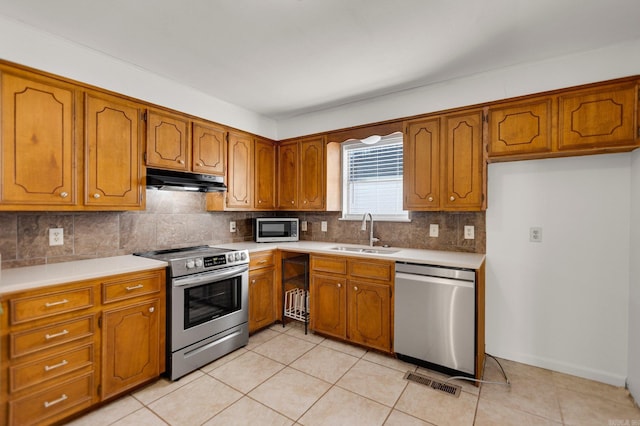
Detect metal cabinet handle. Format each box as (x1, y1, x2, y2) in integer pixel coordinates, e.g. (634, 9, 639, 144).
(258, 200, 262, 204)
(45, 299, 68, 308)
(251, 280, 256, 284)
(44, 394, 68, 408)
(45, 329, 69, 340)
(93, 193, 101, 199)
(149, 307, 155, 313)
(353, 286, 358, 291)
(179, 160, 185, 165)
(197, 162, 203, 166)
(428, 196, 433, 202)
(44, 359, 68, 372)
(450, 196, 455, 201)
(337, 283, 342, 288)
(258, 260, 267, 264)
(60, 192, 68, 198)
(291, 200, 294, 204)
(125, 284, 144, 291)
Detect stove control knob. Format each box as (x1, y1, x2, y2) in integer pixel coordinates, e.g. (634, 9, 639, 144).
(186, 259, 195, 269)
(195, 258, 203, 267)
(234, 252, 241, 261)
(240, 252, 247, 260)
(227, 254, 234, 263)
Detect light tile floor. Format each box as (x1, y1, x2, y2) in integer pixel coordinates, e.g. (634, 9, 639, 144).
(68, 322, 640, 425)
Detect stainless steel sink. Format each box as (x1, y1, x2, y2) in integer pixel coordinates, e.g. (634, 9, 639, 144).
(329, 246, 400, 255)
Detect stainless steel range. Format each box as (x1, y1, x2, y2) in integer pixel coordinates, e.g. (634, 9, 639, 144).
(134, 246, 249, 380)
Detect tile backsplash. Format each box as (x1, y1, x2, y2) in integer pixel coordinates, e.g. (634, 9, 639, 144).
(0, 191, 485, 269)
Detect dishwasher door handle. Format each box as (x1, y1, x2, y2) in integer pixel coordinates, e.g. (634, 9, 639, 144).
(395, 272, 475, 289)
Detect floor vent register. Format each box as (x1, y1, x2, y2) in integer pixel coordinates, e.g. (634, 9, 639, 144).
(403, 371, 462, 397)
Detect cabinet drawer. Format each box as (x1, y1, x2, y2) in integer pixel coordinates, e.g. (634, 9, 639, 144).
(348, 260, 394, 282)
(250, 251, 275, 269)
(9, 286, 94, 325)
(10, 315, 95, 359)
(10, 344, 94, 393)
(9, 372, 93, 426)
(102, 270, 162, 304)
(311, 255, 347, 275)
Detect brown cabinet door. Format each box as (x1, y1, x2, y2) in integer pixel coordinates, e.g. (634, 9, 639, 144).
(277, 141, 298, 209)
(299, 136, 325, 209)
(558, 82, 638, 150)
(1, 70, 77, 206)
(249, 268, 276, 333)
(254, 138, 276, 210)
(101, 298, 159, 399)
(310, 274, 346, 339)
(85, 93, 143, 208)
(487, 98, 553, 157)
(146, 110, 190, 171)
(403, 118, 440, 210)
(442, 110, 485, 210)
(347, 280, 391, 352)
(192, 121, 226, 175)
(226, 130, 253, 209)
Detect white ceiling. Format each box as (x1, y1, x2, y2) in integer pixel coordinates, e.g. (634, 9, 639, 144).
(1, 0, 640, 120)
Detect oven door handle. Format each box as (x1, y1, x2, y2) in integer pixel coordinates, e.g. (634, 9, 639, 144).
(173, 265, 249, 288)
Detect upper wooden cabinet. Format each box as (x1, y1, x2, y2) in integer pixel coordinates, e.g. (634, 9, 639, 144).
(85, 92, 144, 209)
(404, 117, 440, 209)
(487, 79, 639, 161)
(254, 137, 276, 210)
(192, 120, 226, 176)
(404, 110, 485, 211)
(0, 66, 144, 211)
(441, 110, 485, 210)
(487, 97, 553, 157)
(278, 136, 329, 210)
(146, 110, 191, 171)
(1, 69, 78, 208)
(226, 130, 253, 209)
(558, 82, 637, 150)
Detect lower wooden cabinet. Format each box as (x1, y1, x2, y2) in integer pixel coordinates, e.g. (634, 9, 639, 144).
(310, 255, 393, 353)
(0, 267, 166, 425)
(248, 251, 277, 333)
(101, 298, 161, 399)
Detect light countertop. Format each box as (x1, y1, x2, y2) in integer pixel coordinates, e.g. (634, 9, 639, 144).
(214, 241, 486, 270)
(0, 255, 168, 295)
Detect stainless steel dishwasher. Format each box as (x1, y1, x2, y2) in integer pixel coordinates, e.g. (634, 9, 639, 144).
(394, 262, 476, 376)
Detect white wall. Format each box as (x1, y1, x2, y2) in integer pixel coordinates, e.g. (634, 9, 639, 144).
(0, 15, 277, 140)
(629, 149, 640, 398)
(277, 38, 640, 139)
(486, 153, 631, 386)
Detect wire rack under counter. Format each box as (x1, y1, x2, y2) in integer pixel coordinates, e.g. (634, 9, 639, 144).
(283, 287, 309, 322)
(281, 253, 309, 333)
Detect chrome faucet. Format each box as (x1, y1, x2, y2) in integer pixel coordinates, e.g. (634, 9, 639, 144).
(361, 212, 380, 247)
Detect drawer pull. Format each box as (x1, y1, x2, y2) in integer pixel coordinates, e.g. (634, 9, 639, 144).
(125, 284, 144, 291)
(258, 260, 267, 264)
(44, 359, 69, 372)
(44, 394, 68, 408)
(45, 329, 69, 340)
(44, 299, 69, 308)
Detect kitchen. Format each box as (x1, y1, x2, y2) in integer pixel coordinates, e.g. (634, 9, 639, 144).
(1, 1, 640, 425)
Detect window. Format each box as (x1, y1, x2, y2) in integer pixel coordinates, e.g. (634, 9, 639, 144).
(341, 133, 408, 221)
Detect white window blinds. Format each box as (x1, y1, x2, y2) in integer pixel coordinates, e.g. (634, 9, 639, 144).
(342, 135, 408, 220)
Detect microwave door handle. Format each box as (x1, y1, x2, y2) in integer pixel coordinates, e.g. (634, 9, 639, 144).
(173, 265, 248, 287)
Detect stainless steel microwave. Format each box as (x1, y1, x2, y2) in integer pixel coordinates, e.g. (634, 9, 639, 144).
(254, 218, 299, 242)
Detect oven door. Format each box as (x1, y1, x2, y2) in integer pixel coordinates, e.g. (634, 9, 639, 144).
(171, 265, 248, 352)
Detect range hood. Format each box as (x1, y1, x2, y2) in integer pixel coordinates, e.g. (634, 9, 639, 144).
(146, 167, 227, 192)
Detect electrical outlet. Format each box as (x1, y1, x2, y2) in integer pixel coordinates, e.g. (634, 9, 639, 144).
(429, 224, 439, 238)
(49, 228, 64, 246)
(529, 226, 542, 242)
(229, 221, 236, 233)
(321, 221, 327, 232)
(464, 225, 475, 240)
(301, 220, 307, 232)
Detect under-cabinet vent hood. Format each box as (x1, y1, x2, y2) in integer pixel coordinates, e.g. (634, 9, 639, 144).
(146, 168, 227, 192)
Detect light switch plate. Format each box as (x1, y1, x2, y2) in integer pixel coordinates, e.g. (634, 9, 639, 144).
(529, 227, 542, 242)
(301, 220, 307, 232)
(429, 224, 439, 237)
(49, 228, 64, 246)
(321, 221, 327, 232)
(229, 221, 236, 233)
(464, 225, 475, 240)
